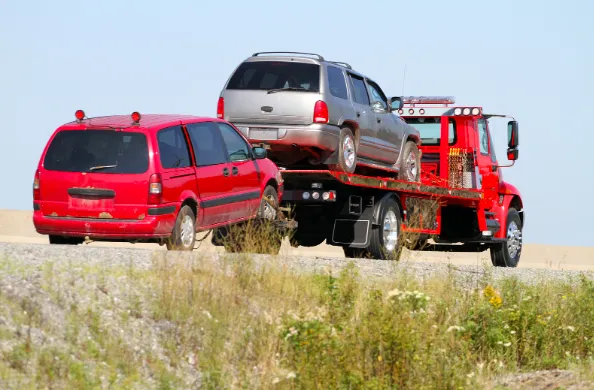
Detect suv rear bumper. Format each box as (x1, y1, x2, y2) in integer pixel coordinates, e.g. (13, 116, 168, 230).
(32, 209, 176, 239)
(235, 123, 340, 150)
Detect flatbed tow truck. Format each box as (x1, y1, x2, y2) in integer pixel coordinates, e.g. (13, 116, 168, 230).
(277, 96, 524, 267)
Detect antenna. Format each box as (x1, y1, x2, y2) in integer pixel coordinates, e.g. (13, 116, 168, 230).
(401, 64, 407, 96)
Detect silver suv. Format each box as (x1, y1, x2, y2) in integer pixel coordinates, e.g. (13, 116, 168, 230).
(217, 52, 421, 181)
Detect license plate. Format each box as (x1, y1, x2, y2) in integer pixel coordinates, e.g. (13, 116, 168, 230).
(249, 128, 278, 140)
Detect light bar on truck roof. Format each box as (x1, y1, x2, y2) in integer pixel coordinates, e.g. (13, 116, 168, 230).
(402, 96, 456, 105)
(398, 105, 483, 116)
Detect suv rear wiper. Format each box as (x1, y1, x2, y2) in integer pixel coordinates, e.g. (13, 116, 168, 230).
(267, 87, 308, 94)
(89, 164, 117, 171)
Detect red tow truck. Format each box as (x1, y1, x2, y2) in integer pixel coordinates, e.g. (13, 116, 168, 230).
(279, 96, 524, 267)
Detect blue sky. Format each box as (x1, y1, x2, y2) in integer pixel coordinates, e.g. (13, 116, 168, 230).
(1, 0, 592, 246)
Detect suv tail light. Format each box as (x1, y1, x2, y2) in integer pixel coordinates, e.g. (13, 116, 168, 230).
(148, 173, 163, 204)
(33, 169, 40, 200)
(217, 97, 224, 119)
(313, 100, 329, 124)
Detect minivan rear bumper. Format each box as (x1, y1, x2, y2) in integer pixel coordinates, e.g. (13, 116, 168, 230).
(235, 123, 340, 151)
(33, 209, 176, 239)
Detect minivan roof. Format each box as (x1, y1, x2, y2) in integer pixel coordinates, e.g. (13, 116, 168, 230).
(62, 114, 217, 130)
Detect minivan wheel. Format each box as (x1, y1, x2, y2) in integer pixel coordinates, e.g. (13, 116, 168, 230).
(329, 127, 357, 174)
(397, 141, 421, 182)
(166, 205, 196, 251)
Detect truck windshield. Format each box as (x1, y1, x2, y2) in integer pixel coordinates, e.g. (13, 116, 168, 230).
(43, 129, 149, 174)
(405, 117, 455, 146)
(226, 61, 320, 92)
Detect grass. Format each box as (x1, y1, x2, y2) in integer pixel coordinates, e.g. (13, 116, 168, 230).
(0, 250, 592, 390)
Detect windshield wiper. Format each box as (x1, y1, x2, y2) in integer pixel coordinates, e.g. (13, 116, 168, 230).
(89, 164, 117, 171)
(267, 87, 308, 94)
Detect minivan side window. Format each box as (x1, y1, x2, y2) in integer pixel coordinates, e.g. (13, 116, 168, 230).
(216, 123, 251, 162)
(348, 74, 370, 106)
(326, 66, 348, 100)
(186, 122, 228, 167)
(157, 125, 192, 169)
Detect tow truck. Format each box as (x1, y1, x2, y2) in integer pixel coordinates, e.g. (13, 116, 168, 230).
(278, 96, 524, 267)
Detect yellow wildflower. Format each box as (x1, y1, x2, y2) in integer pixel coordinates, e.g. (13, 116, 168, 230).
(483, 285, 503, 308)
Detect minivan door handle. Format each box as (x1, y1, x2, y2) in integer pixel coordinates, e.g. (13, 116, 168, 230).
(232, 166, 238, 175)
(223, 167, 229, 177)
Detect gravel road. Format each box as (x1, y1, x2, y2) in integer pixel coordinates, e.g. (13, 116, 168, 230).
(1, 242, 592, 287)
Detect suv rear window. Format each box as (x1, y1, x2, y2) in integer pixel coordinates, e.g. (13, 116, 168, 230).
(43, 129, 149, 174)
(226, 61, 320, 92)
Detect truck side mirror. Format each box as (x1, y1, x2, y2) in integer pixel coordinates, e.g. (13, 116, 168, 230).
(389, 96, 403, 111)
(507, 148, 519, 161)
(507, 120, 519, 149)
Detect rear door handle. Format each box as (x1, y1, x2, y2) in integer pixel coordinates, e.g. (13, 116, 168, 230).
(356, 112, 361, 117)
(232, 166, 238, 175)
(377, 118, 381, 123)
(223, 167, 229, 177)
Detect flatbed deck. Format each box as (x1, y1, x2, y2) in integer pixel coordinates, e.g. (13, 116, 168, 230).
(280, 169, 482, 200)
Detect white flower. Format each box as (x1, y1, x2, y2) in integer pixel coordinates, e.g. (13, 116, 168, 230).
(467, 372, 475, 378)
(286, 372, 296, 379)
(503, 342, 511, 347)
(202, 310, 212, 320)
(565, 326, 575, 332)
(446, 325, 465, 333)
(510, 330, 516, 334)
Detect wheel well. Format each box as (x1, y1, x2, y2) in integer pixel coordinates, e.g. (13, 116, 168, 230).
(342, 120, 360, 148)
(265, 179, 278, 192)
(406, 134, 421, 145)
(181, 198, 199, 218)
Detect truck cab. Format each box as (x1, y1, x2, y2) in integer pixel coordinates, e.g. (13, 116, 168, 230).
(397, 96, 524, 265)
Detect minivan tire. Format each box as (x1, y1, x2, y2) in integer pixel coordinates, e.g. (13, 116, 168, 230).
(329, 127, 357, 174)
(166, 205, 196, 251)
(397, 140, 421, 182)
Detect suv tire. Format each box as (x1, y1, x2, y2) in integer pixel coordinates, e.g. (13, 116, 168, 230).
(329, 127, 357, 174)
(166, 205, 196, 251)
(397, 140, 421, 182)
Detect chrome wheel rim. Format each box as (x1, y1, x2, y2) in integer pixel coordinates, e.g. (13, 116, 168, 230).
(507, 221, 522, 258)
(382, 210, 399, 252)
(180, 215, 194, 248)
(262, 196, 277, 220)
(343, 135, 355, 169)
(405, 150, 418, 180)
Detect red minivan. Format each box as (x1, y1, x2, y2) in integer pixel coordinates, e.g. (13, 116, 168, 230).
(33, 110, 283, 251)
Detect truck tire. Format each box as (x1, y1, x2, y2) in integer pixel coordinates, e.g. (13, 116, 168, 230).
(166, 205, 196, 251)
(343, 246, 366, 258)
(397, 140, 421, 182)
(368, 197, 404, 260)
(490, 207, 522, 267)
(329, 127, 357, 174)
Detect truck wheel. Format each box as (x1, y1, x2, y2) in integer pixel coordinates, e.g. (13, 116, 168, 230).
(166, 205, 196, 251)
(490, 207, 522, 267)
(329, 127, 357, 174)
(368, 197, 404, 260)
(397, 141, 421, 182)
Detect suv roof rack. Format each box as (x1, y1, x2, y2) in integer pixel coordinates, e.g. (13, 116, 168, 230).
(328, 61, 352, 70)
(252, 51, 325, 61)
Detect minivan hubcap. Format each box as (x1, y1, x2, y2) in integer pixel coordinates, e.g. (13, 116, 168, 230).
(507, 221, 522, 258)
(262, 196, 277, 220)
(180, 215, 194, 248)
(383, 210, 399, 252)
(343, 136, 355, 169)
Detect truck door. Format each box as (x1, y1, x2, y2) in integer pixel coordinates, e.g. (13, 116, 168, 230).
(476, 118, 499, 192)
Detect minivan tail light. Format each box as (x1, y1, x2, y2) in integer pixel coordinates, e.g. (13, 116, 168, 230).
(148, 173, 162, 204)
(217, 97, 224, 119)
(33, 170, 40, 200)
(313, 100, 329, 124)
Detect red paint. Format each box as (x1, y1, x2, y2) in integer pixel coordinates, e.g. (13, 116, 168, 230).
(33, 114, 281, 243)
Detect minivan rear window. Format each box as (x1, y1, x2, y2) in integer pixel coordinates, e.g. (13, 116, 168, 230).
(43, 129, 149, 174)
(226, 61, 320, 92)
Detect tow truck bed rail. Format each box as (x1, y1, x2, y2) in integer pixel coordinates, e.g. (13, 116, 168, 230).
(280, 169, 482, 200)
